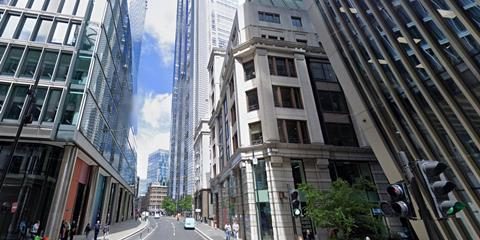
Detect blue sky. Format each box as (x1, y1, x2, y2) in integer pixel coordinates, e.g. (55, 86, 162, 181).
(135, 0, 177, 179)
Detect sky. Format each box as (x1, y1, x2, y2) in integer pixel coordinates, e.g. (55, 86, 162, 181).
(135, 0, 178, 179)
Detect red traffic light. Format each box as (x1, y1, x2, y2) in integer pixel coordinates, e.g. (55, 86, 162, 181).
(387, 184, 404, 199)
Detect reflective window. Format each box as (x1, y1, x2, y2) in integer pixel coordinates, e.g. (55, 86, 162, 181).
(46, 0, 61, 12)
(325, 123, 358, 146)
(42, 89, 61, 122)
(243, 60, 255, 80)
(18, 16, 36, 40)
(75, 0, 88, 17)
(0, 83, 9, 111)
(268, 56, 297, 77)
(4, 85, 28, 120)
(66, 23, 80, 46)
(34, 18, 52, 42)
(1, 14, 20, 38)
(0, 44, 7, 60)
(308, 60, 337, 82)
(1, 47, 24, 76)
(277, 119, 310, 144)
(72, 53, 91, 84)
(291, 16, 302, 27)
(246, 89, 259, 111)
(14, 0, 29, 8)
(318, 91, 348, 113)
(61, 0, 76, 15)
(19, 48, 41, 78)
(273, 86, 303, 109)
(32, 87, 47, 121)
(54, 53, 72, 81)
(31, 0, 46, 10)
(249, 121, 263, 145)
(61, 90, 83, 125)
(39, 51, 58, 80)
(50, 21, 68, 44)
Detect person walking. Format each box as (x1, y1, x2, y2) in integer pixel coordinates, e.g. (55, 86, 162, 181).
(60, 220, 67, 240)
(94, 221, 101, 240)
(30, 221, 40, 240)
(84, 223, 91, 240)
(102, 223, 110, 239)
(232, 221, 239, 239)
(70, 220, 77, 240)
(224, 222, 232, 240)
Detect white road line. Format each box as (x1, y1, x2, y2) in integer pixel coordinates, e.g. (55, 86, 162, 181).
(171, 222, 176, 236)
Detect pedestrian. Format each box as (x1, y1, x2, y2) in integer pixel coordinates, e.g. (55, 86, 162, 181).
(84, 223, 91, 240)
(102, 223, 109, 239)
(94, 221, 101, 240)
(70, 220, 77, 240)
(60, 220, 67, 240)
(30, 220, 40, 240)
(19, 220, 27, 240)
(305, 229, 314, 240)
(232, 221, 239, 239)
(224, 222, 232, 240)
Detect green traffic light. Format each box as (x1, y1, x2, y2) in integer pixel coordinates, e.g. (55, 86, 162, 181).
(446, 202, 465, 216)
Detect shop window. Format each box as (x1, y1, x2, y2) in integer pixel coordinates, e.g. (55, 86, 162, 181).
(4, 85, 28, 120)
(277, 119, 310, 144)
(18, 16, 36, 40)
(246, 89, 259, 111)
(268, 56, 297, 77)
(31, 88, 47, 121)
(34, 18, 53, 43)
(0, 83, 9, 111)
(61, 90, 83, 125)
(249, 121, 262, 145)
(42, 89, 62, 122)
(273, 86, 303, 109)
(50, 21, 68, 44)
(325, 123, 358, 146)
(243, 60, 255, 80)
(1, 46, 24, 76)
(1, 14, 20, 38)
(19, 48, 41, 78)
(54, 52, 72, 81)
(318, 91, 348, 113)
(39, 51, 59, 80)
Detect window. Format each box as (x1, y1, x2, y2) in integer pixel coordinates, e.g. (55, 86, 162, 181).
(39, 51, 59, 80)
(61, 0, 77, 15)
(325, 123, 357, 146)
(4, 85, 28, 120)
(318, 91, 348, 113)
(1, 47, 24, 76)
(249, 121, 262, 145)
(291, 16, 302, 27)
(230, 104, 236, 125)
(50, 21, 68, 44)
(308, 60, 337, 82)
(42, 89, 62, 122)
(31, 88, 47, 121)
(1, 14, 20, 38)
(329, 161, 378, 202)
(31, 0, 47, 10)
(258, 11, 280, 23)
(268, 56, 297, 77)
(72, 53, 91, 84)
(229, 78, 234, 96)
(277, 119, 310, 144)
(18, 16, 36, 40)
(61, 90, 83, 125)
(14, 0, 29, 8)
(54, 52, 72, 81)
(296, 39, 307, 44)
(246, 89, 259, 111)
(254, 159, 268, 190)
(46, 0, 61, 12)
(66, 23, 80, 46)
(34, 18, 53, 43)
(75, 0, 88, 17)
(20, 48, 41, 78)
(232, 133, 238, 153)
(273, 86, 303, 109)
(0, 83, 9, 111)
(291, 160, 306, 189)
(243, 60, 255, 80)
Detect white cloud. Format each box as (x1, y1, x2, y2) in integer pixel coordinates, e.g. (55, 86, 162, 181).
(136, 92, 172, 178)
(144, 0, 177, 65)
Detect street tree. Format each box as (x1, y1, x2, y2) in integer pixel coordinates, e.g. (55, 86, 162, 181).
(178, 195, 193, 212)
(162, 196, 176, 215)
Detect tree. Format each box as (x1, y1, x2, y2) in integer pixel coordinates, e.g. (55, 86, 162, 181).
(299, 179, 387, 240)
(162, 196, 176, 215)
(178, 195, 193, 212)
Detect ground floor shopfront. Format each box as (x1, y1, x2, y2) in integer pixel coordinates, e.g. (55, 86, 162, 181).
(210, 144, 406, 240)
(0, 142, 135, 240)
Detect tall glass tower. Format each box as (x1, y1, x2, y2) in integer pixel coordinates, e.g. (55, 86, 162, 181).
(307, 0, 480, 238)
(0, 0, 141, 239)
(147, 149, 170, 186)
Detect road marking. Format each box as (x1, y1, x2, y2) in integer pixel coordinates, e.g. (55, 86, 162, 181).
(171, 222, 176, 236)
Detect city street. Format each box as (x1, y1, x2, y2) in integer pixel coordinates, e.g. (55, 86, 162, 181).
(146, 217, 205, 240)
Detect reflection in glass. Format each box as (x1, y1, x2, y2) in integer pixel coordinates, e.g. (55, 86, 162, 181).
(76, 0, 89, 17)
(18, 17, 37, 40)
(4, 85, 28, 120)
(89, 0, 107, 22)
(14, 0, 29, 8)
(54, 53, 72, 81)
(1, 47, 24, 76)
(32, 88, 47, 121)
(61, 90, 83, 125)
(31, 0, 46, 10)
(72, 53, 91, 84)
(50, 21, 68, 44)
(61, 0, 76, 15)
(42, 89, 61, 122)
(1, 15, 20, 38)
(20, 48, 41, 78)
(39, 51, 59, 80)
(34, 18, 52, 42)
(66, 23, 80, 46)
(46, 0, 61, 12)
(0, 45, 6, 60)
(0, 83, 9, 111)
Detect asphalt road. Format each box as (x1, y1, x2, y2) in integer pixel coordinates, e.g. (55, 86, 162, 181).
(146, 217, 205, 240)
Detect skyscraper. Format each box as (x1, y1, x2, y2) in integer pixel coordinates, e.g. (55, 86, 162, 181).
(147, 149, 170, 185)
(0, 0, 140, 239)
(169, 0, 238, 200)
(307, 0, 480, 238)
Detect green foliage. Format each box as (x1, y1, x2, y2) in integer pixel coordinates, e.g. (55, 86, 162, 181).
(162, 196, 176, 215)
(299, 179, 387, 240)
(178, 195, 193, 212)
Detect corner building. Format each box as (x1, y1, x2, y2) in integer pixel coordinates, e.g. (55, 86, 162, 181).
(306, 0, 480, 239)
(208, 1, 403, 239)
(0, 0, 138, 239)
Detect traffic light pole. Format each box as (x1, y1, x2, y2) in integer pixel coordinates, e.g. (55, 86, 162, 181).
(0, 73, 41, 193)
(287, 184, 298, 237)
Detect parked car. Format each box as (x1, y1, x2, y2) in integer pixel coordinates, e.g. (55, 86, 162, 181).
(184, 217, 195, 229)
(154, 213, 160, 219)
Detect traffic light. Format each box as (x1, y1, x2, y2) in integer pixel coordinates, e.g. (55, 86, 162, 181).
(418, 160, 465, 218)
(383, 182, 413, 218)
(290, 189, 301, 217)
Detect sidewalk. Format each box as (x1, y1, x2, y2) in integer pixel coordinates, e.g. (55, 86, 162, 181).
(195, 222, 226, 240)
(74, 219, 149, 240)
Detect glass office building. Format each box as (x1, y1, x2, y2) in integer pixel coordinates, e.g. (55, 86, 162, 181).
(0, 0, 139, 239)
(307, 0, 480, 238)
(147, 149, 170, 186)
